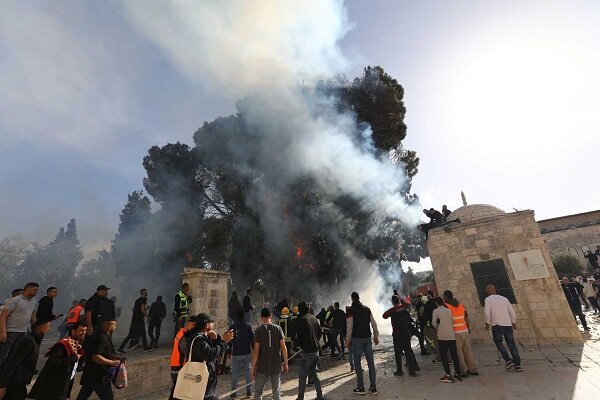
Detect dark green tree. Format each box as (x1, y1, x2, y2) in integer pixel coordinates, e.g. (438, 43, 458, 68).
(552, 254, 584, 278)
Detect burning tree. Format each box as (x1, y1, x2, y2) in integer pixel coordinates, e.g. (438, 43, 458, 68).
(118, 66, 425, 299)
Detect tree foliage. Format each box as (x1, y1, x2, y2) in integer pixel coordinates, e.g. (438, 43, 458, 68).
(115, 66, 425, 298)
(552, 254, 584, 278)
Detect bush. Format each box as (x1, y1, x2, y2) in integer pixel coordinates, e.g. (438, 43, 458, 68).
(551, 254, 584, 278)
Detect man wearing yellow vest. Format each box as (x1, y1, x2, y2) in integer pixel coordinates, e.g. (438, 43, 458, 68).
(443, 290, 479, 376)
(173, 283, 192, 334)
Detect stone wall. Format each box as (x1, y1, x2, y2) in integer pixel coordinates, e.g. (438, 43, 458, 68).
(428, 210, 583, 345)
(181, 268, 230, 333)
(540, 223, 600, 263)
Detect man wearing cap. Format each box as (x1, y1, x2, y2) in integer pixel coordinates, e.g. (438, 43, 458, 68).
(251, 308, 288, 400)
(186, 313, 233, 400)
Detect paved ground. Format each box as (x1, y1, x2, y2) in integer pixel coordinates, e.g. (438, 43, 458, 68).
(135, 310, 600, 400)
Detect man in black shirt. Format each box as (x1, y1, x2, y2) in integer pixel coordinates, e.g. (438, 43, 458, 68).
(585, 251, 599, 270)
(76, 318, 122, 400)
(561, 277, 590, 332)
(242, 289, 254, 325)
(329, 302, 346, 357)
(148, 296, 166, 349)
(295, 301, 325, 400)
(383, 295, 418, 376)
(0, 319, 52, 399)
(118, 289, 151, 353)
(229, 308, 254, 398)
(36, 287, 61, 321)
(82, 285, 109, 371)
(346, 292, 379, 396)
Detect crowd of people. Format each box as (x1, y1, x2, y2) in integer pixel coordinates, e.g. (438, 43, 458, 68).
(0, 282, 171, 400)
(0, 266, 597, 400)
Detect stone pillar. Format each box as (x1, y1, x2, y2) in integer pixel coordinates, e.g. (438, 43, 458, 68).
(428, 205, 583, 345)
(181, 268, 230, 333)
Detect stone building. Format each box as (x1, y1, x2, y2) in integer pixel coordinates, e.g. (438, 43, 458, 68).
(538, 210, 600, 267)
(428, 204, 582, 345)
(181, 268, 230, 332)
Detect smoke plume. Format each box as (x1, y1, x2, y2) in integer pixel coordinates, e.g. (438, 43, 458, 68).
(125, 0, 420, 328)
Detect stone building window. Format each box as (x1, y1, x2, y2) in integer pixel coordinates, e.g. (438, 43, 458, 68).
(470, 259, 517, 306)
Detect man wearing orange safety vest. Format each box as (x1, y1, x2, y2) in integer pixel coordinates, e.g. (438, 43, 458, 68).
(66, 299, 87, 326)
(443, 290, 479, 377)
(168, 315, 198, 400)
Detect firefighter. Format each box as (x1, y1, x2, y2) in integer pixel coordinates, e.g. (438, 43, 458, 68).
(278, 307, 293, 357)
(173, 283, 192, 334)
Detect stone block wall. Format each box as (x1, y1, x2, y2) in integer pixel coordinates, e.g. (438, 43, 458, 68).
(428, 210, 583, 345)
(181, 268, 230, 333)
(541, 224, 600, 261)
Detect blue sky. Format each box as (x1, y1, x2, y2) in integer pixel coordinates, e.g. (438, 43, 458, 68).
(1, 1, 599, 267)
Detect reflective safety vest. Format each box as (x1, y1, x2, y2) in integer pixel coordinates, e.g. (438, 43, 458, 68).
(170, 328, 187, 370)
(176, 290, 190, 317)
(279, 317, 290, 341)
(66, 305, 84, 324)
(445, 303, 469, 334)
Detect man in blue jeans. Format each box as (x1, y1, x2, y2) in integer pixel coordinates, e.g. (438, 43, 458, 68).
(346, 292, 380, 395)
(229, 308, 254, 398)
(294, 301, 327, 400)
(484, 284, 522, 372)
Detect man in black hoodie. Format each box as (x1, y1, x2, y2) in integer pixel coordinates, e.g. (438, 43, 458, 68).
(295, 301, 326, 400)
(186, 313, 234, 400)
(0, 319, 52, 400)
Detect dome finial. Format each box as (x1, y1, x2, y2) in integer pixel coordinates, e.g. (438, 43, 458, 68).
(461, 191, 467, 206)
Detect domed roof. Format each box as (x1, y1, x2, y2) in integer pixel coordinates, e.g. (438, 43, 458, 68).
(447, 204, 506, 224)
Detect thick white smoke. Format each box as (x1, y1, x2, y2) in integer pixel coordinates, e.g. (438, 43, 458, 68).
(124, 0, 420, 322)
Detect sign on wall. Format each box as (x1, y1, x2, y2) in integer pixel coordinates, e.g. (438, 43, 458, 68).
(507, 249, 550, 281)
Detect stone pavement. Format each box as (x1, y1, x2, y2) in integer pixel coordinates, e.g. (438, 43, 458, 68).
(135, 310, 600, 400)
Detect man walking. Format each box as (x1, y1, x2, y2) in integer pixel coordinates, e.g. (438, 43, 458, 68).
(173, 283, 192, 334)
(295, 301, 326, 400)
(28, 321, 87, 399)
(432, 297, 462, 383)
(243, 289, 254, 325)
(229, 308, 254, 399)
(76, 318, 122, 400)
(148, 295, 166, 348)
(251, 308, 288, 400)
(0, 282, 39, 367)
(346, 292, 379, 395)
(561, 277, 590, 332)
(383, 294, 418, 377)
(186, 313, 234, 400)
(0, 319, 52, 400)
(330, 302, 346, 358)
(36, 287, 61, 321)
(168, 316, 197, 400)
(484, 284, 522, 372)
(443, 290, 479, 376)
(118, 289, 152, 353)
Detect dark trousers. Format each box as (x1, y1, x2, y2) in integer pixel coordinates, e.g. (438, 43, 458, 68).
(0, 332, 25, 368)
(393, 333, 416, 373)
(491, 325, 521, 366)
(169, 372, 178, 400)
(298, 352, 322, 400)
(569, 302, 588, 329)
(588, 297, 600, 313)
(148, 320, 162, 347)
(329, 328, 342, 355)
(75, 383, 114, 400)
(3, 384, 27, 400)
(438, 339, 461, 376)
(119, 319, 149, 350)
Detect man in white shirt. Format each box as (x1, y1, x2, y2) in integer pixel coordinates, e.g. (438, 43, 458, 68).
(484, 284, 522, 372)
(0, 282, 39, 367)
